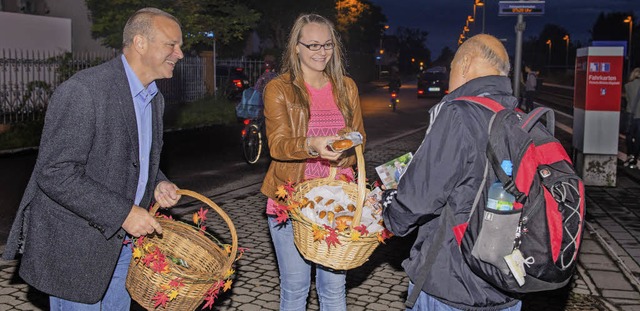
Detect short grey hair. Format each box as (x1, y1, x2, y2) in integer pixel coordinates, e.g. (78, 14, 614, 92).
(462, 37, 511, 76)
(122, 7, 180, 48)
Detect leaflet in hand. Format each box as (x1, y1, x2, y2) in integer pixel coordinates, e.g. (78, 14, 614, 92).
(375, 152, 413, 189)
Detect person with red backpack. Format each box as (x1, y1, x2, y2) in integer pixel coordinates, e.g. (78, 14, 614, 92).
(382, 34, 521, 310)
(382, 33, 584, 311)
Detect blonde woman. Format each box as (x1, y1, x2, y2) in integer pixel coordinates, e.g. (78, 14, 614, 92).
(260, 14, 365, 311)
(624, 67, 640, 168)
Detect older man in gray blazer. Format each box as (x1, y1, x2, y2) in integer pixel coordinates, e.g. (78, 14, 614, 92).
(3, 8, 184, 309)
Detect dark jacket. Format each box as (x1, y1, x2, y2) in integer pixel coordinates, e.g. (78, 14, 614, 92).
(2, 57, 168, 303)
(260, 73, 365, 201)
(382, 75, 520, 310)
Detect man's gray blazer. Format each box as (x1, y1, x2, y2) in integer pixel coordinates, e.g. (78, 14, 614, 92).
(3, 57, 169, 303)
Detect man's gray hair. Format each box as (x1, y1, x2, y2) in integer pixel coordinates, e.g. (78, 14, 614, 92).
(122, 8, 180, 48)
(462, 38, 511, 76)
(478, 43, 511, 76)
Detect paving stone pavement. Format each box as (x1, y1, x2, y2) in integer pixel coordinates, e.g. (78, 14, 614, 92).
(1, 128, 640, 310)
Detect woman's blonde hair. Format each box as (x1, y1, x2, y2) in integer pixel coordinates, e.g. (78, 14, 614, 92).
(281, 14, 353, 125)
(629, 67, 640, 81)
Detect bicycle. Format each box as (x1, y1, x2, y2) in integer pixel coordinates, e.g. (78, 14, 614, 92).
(241, 117, 265, 164)
(389, 90, 399, 112)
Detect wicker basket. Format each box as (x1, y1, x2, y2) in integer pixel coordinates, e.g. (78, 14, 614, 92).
(290, 144, 380, 270)
(126, 189, 238, 310)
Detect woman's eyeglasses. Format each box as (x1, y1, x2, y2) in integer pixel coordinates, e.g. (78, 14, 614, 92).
(298, 42, 335, 51)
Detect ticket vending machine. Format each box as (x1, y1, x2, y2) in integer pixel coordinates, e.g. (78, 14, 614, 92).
(573, 46, 624, 186)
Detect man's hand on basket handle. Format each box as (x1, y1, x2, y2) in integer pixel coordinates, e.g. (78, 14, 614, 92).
(154, 181, 181, 208)
(123, 206, 163, 237)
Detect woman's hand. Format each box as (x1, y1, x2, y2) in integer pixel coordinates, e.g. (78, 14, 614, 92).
(308, 135, 343, 161)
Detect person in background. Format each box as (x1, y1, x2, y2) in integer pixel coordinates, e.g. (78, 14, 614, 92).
(260, 13, 365, 311)
(381, 34, 522, 310)
(624, 67, 640, 168)
(254, 54, 278, 94)
(2, 7, 182, 309)
(388, 65, 402, 94)
(523, 65, 538, 112)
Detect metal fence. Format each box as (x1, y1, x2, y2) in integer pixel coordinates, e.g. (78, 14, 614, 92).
(0, 49, 211, 124)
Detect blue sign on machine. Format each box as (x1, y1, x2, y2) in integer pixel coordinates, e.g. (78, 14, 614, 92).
(498, 1, 545, 16)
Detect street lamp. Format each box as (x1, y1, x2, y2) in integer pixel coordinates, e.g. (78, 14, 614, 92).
(205, 31, 217, 96)
(546, 39, 552, 67)
(563, 34, 570, 68)
(474, 0, 485, 34)
(378, 25, 389, 79)
(624, 16, 633, 75)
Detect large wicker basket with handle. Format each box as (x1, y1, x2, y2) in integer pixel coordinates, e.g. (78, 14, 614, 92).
(126, 189, 238, 310)
(290, 144, 380, 270)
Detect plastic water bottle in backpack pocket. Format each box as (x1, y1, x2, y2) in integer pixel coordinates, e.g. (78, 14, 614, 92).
(471, 207, 521, 273)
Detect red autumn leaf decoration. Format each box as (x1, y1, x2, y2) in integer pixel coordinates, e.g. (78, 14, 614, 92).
(169, 277, 185, 288)
(275, 210, 289, 224)
(135, 236, 146, 248)
(323, 225, 341, 248)
(284, 179, 296, 197)
(337, 173, 354, 183)
(152, 291, 170, 308)
(197, 207, 208, 223)
(354, 224, 369, 236)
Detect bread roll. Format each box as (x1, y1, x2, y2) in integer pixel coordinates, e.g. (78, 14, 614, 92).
(327, 211, 335, 223)
(331, 139, 353, 151)
(335, 215, 354, 226)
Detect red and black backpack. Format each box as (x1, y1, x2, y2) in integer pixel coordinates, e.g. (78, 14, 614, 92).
(403, 96, 586, 308)
(452, 96, 586, 293)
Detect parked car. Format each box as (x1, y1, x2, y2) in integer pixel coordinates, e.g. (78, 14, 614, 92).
(216, 65, 250, 99)
(417, 68, 448, 98)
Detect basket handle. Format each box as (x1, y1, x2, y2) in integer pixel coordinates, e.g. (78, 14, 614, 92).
(351, 144, 366, 228)
(149, 189, 238, 274)
(325, 144, 366, 228)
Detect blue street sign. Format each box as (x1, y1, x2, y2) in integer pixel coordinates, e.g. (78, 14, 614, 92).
(498, 1, 545, 16)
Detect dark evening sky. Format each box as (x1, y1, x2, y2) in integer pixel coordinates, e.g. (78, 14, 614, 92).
(369, 0, 639, 58)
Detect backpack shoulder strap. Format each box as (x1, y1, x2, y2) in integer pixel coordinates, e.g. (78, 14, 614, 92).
(521, 106, 555, 136)
(455, 96, 505, 113)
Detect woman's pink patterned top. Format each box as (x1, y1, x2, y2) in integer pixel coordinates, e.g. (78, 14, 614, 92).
(266, 82, 354, 215)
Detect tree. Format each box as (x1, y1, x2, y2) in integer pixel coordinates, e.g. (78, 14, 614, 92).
(431, 47, 455, 69)
(340, 0, 387, 52)
(85, 0, 260, 51)
(395, 27, 430, 73)
(591, 11, 635, 42)
(244, 0, 335, 52)
(590, 11, 638, 70)
(521, 23, 571, 72)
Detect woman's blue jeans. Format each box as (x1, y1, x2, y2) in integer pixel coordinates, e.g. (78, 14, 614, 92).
(49, 244, 132, 310)
(406, 282, 522, 311)
(268, 216, 347, 311)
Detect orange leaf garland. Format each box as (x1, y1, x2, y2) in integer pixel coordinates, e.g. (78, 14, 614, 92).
(223, 279, 233, 292)
(275, 185, 288, 200)
(312, 224, 327, 241)
(350, 230, 361, 241)
(335, 219, 349, 232)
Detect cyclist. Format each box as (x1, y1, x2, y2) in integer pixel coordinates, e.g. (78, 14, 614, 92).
(388, 66, 401, 94)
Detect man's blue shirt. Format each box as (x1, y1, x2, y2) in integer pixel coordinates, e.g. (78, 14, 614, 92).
(121, 55, 158, 206)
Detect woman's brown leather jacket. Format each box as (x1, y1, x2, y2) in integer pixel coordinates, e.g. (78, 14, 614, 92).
(260, 74, 366, 202)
